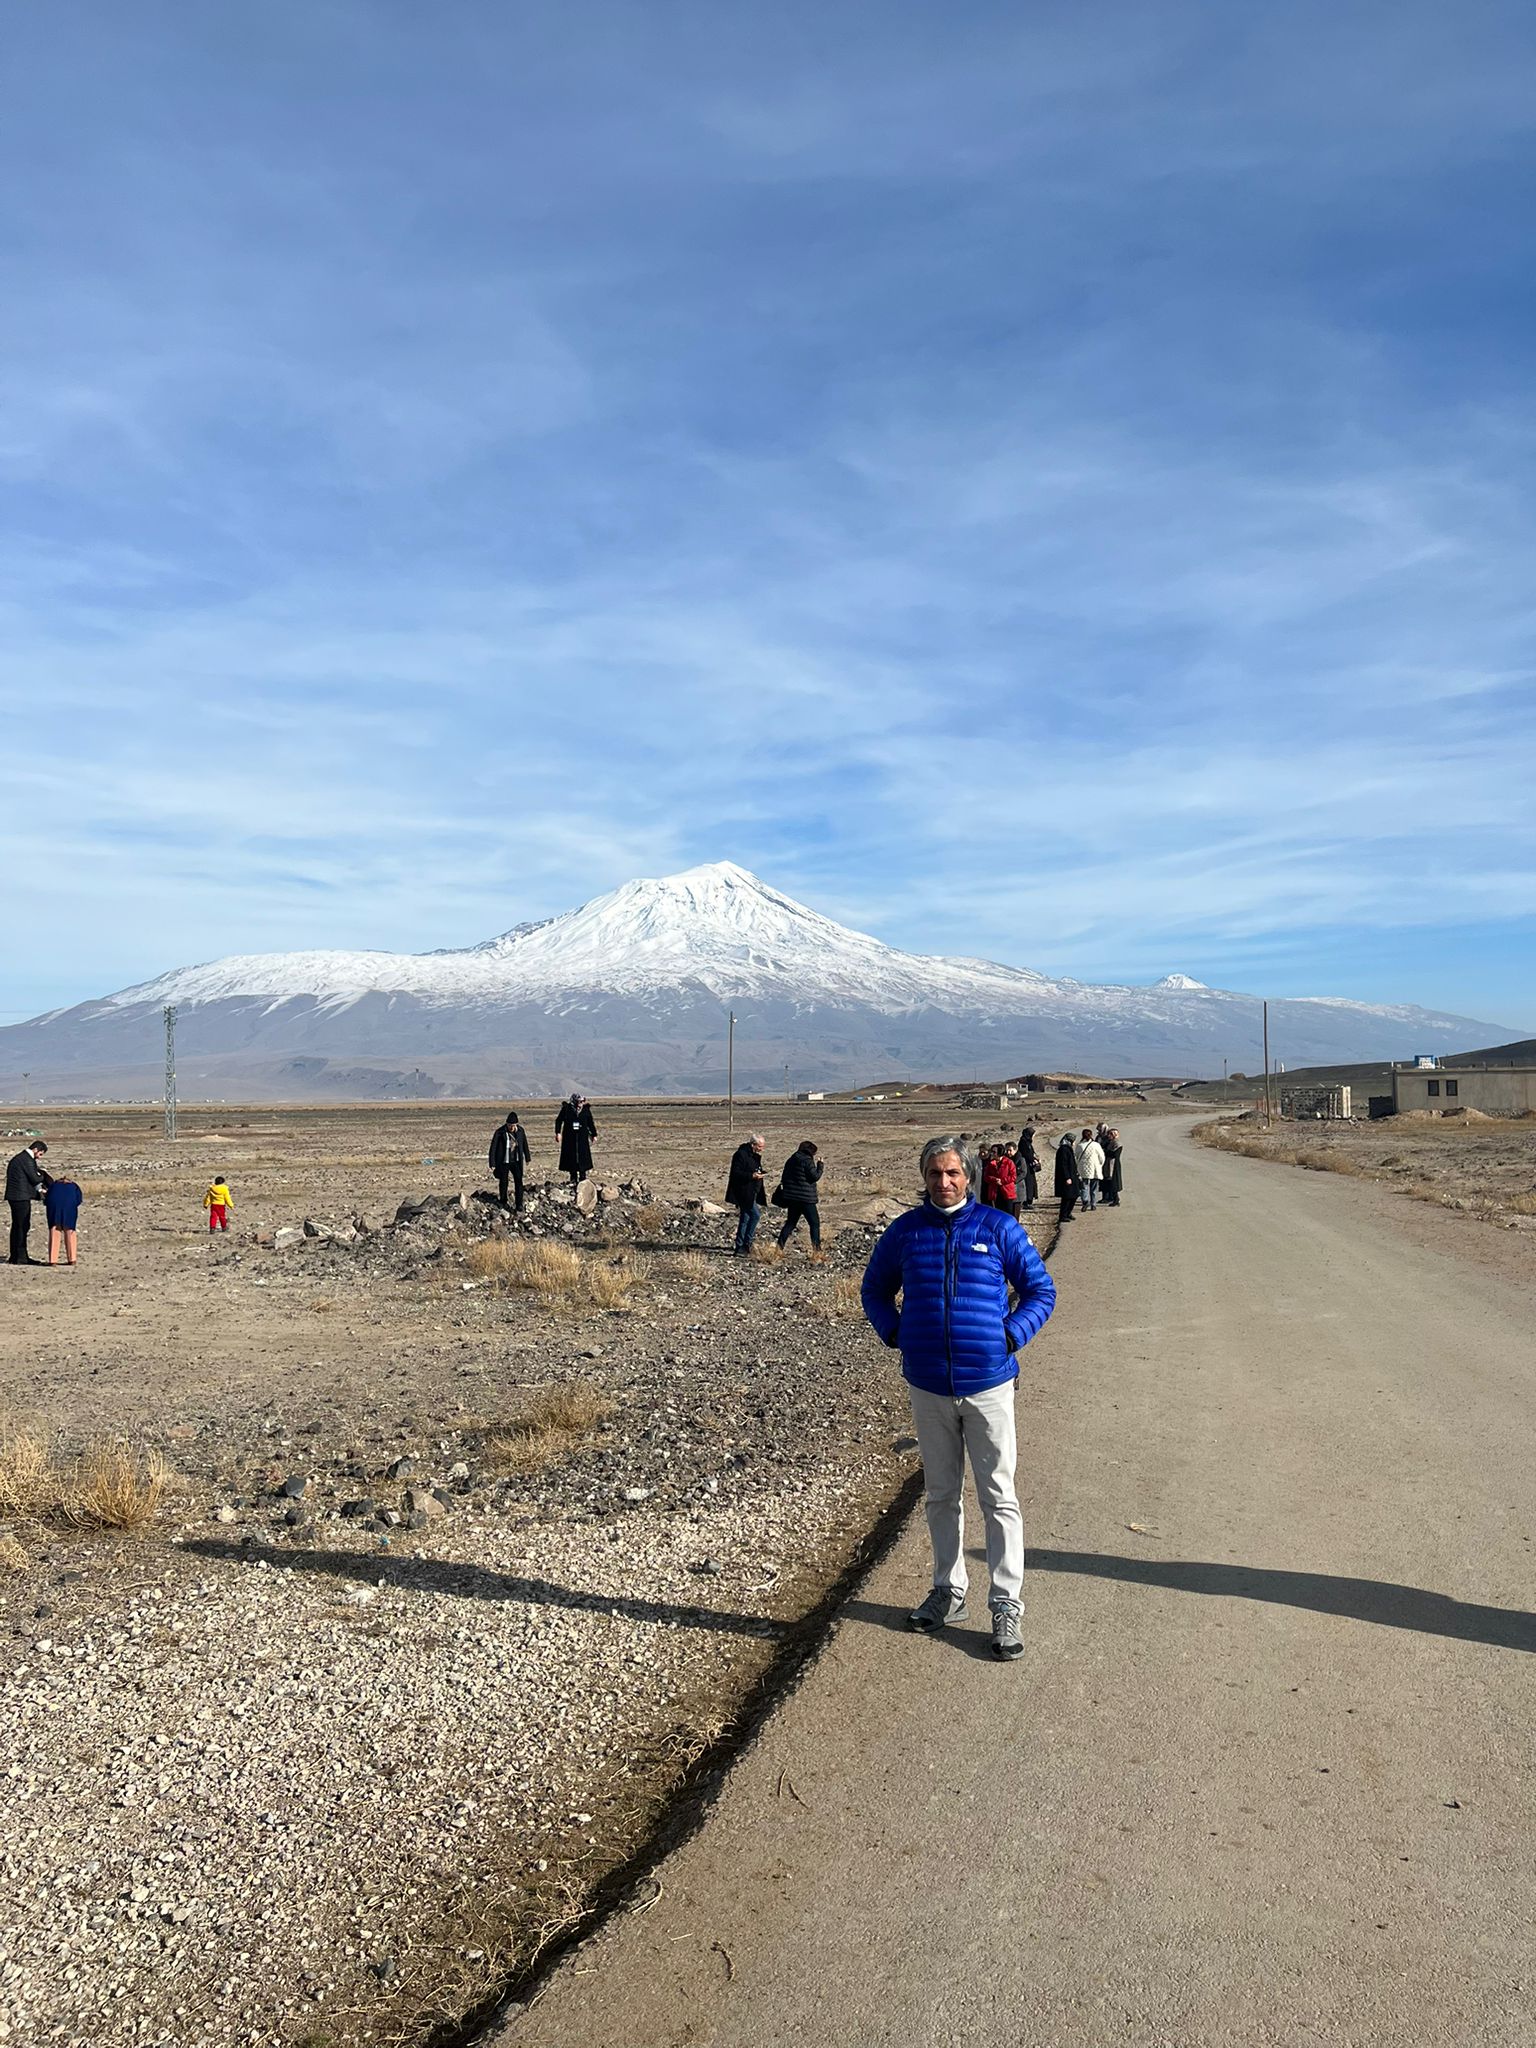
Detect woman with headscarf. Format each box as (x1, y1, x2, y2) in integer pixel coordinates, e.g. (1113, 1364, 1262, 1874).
(1018, 1127, 1041, 1210)
(776, 1139, 824, 1252)
(1054, 1130, 1081, 1224)
(1101, 1128, 1124, 1207)
(554, 1092, 598, 1187)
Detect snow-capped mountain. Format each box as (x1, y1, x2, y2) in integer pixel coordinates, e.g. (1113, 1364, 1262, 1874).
(0, 862, 1514, 1099)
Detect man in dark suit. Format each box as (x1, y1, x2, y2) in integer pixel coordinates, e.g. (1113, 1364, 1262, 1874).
(488, 1112, 531, 1211)
(6, 1140, 51, 1265)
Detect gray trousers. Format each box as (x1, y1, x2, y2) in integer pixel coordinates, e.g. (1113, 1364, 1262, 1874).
(908, 1380, 1025, 1609)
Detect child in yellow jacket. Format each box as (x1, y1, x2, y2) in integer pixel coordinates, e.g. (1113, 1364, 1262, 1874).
(203, 1177, 234, 1233)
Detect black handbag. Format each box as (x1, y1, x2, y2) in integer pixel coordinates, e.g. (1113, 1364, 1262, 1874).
(770, 1183, 788, 1208)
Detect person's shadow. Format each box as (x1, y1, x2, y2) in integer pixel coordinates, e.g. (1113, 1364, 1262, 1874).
(844, 1547, 1535, 1656)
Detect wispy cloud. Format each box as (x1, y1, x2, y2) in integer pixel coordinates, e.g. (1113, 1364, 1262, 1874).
(3, 1, 1535, 1027)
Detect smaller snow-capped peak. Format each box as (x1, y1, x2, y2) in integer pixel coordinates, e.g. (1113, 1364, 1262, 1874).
(1153, 973, 1209, 993)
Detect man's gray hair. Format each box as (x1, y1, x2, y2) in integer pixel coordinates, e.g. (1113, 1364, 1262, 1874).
(749, 1132, 765, 1146)
(920, 1134, 979, 1188)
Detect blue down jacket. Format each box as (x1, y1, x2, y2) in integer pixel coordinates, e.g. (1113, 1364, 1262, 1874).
(861, 1196, 1056, 1398)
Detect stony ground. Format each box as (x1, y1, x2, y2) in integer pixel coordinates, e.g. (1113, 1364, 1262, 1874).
(0, 1097, 1112, 2048)
(1194, 1107, 1536, 1231)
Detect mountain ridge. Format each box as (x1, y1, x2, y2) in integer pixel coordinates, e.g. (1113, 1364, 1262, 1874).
(2, 863, 1520, 1099)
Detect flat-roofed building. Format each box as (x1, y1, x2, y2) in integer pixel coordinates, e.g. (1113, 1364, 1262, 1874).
(1391, 1064, 1536, 1115)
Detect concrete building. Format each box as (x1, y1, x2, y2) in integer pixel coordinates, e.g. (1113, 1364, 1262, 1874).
(1280, 1084, 1352, 1120)
(1391, 1064, 1536, 1115)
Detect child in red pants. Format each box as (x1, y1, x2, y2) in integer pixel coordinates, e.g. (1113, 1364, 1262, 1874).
(203, 1177, 234, 1232)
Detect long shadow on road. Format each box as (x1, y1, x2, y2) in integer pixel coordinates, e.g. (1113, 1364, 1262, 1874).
(844, 1548, 1534, 1654)
(1028, 1549, 1534, 1652)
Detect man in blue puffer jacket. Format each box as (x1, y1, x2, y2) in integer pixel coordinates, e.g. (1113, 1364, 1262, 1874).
(862, 1134, 1056, 1661)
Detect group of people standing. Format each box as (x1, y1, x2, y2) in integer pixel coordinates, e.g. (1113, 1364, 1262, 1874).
(976, 1129, 1043, 1216)
(487, 1094, 599, 1210)
(725, 1119, 1126, 1255)
(1053, 1123, 1125, 1222)
(726, 1134, 823, 1254)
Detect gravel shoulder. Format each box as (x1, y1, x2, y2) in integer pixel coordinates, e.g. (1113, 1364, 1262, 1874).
(0, 1099, 1093, 2047)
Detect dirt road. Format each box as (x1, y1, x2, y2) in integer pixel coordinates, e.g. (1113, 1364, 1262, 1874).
(495, 1114, 1535, 2048)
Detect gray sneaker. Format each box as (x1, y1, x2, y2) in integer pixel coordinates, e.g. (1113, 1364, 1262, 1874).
(990, 1600, 1024, 1661)
(908, 1586, 969, 1633)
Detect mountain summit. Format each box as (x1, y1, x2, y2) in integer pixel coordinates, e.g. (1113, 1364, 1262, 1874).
(102, 860, 1049, 1013)
(1, 863, 1512, 1099)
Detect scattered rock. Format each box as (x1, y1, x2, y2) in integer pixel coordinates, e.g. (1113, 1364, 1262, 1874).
(338, 1498, 376, 1520)
(575, 1179, 599, 1217)
(404, 1487, 447, 1520)
(278, 1475, 307, 1500)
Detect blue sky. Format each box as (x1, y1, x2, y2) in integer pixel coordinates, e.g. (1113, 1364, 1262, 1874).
(5, 1, 1535, 1030)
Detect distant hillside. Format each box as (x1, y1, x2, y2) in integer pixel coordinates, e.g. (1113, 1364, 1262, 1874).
(1174, 1033, 1536, 1103)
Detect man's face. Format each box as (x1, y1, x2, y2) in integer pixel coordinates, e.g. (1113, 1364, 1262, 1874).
(924, 1150, 970, 1205)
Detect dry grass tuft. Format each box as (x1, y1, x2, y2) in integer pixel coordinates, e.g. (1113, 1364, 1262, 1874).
(1290, 1147, 1359, 1175)
(0, 1428, 56, 1519)
(74, 1440, 171, 1529)
(587, 1252, 647, 1309)
(0, 1531, 29, 1573)
(465, 1235, 647, 1307)
(486, 1385, 614, 1474)
(632, 1202, 666, 1236)
(1507, 1191, 1536, 1215)
(465, 1239, 584, 1295)
(670, 1251, 709, 1285)
(749, 1240, 784, 1264)
(830, 1273, 864, 1316)
(0, 1428, 170, 1530)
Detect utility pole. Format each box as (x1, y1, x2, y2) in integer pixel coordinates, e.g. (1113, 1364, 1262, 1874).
(1261, 1001, 1272, 1125)
(1222, 1055, 1228, 1096)
(783, 1061, 790, 1102)
(163, 1004, 178, 1141)
(727, 1010, 735, 1134)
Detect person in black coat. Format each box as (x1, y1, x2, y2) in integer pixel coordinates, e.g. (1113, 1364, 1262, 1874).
(1018, 1126, 1041, 1209)
(725, 1133, 767, 1255)
(488, 1111, 532, 1210)
(1102, 1129, 1124, 1207)
(6, 1140, 51, 1265)
(776, 1139, 824, 1251)
(554, 1093, 597, 1186)
(1053, 1131, 1081, 1225)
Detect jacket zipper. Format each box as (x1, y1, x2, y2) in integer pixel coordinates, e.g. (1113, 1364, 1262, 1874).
(944, 1208, 959, 1395)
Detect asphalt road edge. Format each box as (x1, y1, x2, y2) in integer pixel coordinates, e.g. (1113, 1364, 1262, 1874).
(452, 1212, 1063, 2047)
